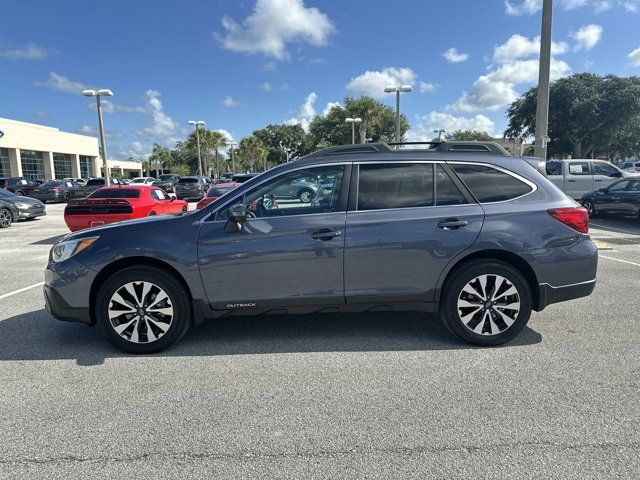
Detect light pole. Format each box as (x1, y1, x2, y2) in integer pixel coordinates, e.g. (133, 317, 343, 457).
(433, 129, 446, 141)
(188, 120, 206, 176)
(534, 0, 553, 160)
(83, 89, 113, 184)
(345, 117, 362, 144)
(229, 141, 238, 174)
(384, 85, 412, 145)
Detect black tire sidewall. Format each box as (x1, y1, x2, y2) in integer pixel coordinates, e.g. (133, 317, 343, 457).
(0, 208, 12, 228)
(95, 266, 192, 353)
(441, 260, 532, 346)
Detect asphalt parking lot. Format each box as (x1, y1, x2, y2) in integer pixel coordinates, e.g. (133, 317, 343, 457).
(0, 204, 639, 479)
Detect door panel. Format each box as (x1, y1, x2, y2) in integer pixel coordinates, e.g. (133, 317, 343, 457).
(197, 213, 346, 308)
(344, 204, 484, 302)
(564, 162, 593, 199)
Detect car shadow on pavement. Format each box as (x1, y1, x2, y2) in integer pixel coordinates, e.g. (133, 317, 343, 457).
(0, 309, 542, 366)
(30, 234, 65, 245)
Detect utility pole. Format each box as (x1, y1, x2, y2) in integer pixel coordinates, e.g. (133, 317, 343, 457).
(384, 85, 412, 146)
(433, 129, 446, 141)
(534, 0, 553, 160)
(188, 120, 205, 176)
(345, 118, 362, 144)
(83, 89, 113, 184)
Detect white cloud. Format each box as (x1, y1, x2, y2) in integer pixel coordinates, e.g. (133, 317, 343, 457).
(218, 0, 335, 60)
(221, 96, 244, 107)
(629, 46, 640, 66)
(408, 112, 496, 141)
(32, 110, 49, 119)
(259, 81, 272, 91)
(137, 90, 180, 139)
(34, 72, 90, 94)
(505, 0, 541, 15)
(117, 141, 152, 160)
(492, 34, 568, 64)
(451, 34, 570, 112)
(323, 101, 341, 115)
(285, 92, 317, 130)
(346, 67, 417, 98)
(419, 82, 438, 93)
(0, 41, 50, 60)
(442, 47, 469, 63)
(571, 24, 603, 51)
(76, 125, 121, 140)
(594, 1, 613, 12)
(624, 1, 639, 12)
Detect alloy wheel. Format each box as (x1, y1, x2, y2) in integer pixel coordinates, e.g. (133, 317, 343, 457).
(583, 200, 595, 217)
(457, 274, 520, 336)
(299, 190, 312, 203)
(108, 281, 174, 344)
(0, 209, 11, 228)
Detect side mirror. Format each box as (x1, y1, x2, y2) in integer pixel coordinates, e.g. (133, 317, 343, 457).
(598, 187, 607, 193)
(224, 204, 247, 233)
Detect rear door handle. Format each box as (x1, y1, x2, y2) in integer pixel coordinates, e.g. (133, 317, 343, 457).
(567, 179, 576, 183)
(437, 218, 469, 230)
(309, 228, 342, 241)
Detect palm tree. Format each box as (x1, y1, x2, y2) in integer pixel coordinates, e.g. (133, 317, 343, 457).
(236, 136, 267, 172)
(194, 130, 228, 179)
(148, 144, 173, 177)
(344, 96, 384, 144)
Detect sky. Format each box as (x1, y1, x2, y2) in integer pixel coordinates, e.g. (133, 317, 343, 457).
(2, 0, 640, 159)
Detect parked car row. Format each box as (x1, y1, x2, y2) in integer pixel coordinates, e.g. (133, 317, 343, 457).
(0, 189, 46, 228)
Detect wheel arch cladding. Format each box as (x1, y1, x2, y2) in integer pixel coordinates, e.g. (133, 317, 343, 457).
(438, 250, 541, 310)
(89, 257, 194, 324)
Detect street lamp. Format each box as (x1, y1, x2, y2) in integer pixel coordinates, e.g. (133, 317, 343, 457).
(83, 89, 113, 184)
(433, 129, 446, 141)
(187, 120, 206, 176)
(229, 141, 238, 174)
(345, 117, 362, 144)
(384, 85, 412, 146)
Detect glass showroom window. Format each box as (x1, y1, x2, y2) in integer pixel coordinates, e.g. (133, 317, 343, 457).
(0, 148, 10, 178)
(53, 153, 73, 179)
(20, 150, 45, 180)
(80, 156, 94, 178)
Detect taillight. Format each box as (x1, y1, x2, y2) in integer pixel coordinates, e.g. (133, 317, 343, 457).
(635, 167, 640, 172)
(547, 207, 589, 234)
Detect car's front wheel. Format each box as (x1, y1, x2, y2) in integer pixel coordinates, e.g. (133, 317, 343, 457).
(298, 189, 314, 203)
(582, 199, 597, 217)
(441, 260, 532, 346)
(0, 208, 13, 228)
(95, 266, 192, 353)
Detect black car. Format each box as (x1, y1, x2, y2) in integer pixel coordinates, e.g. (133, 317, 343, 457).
(0, 177, 40, 196)
(0, 196, 19, 228)
(0, 189, 46, 221)
(153, 174, 181, 193)
(581, 178, 640, 218)
(232, 173, 259, 184)
(32, 180, 85, 203)
(83, 178, 124, 196)
(175, 176, 209, 201)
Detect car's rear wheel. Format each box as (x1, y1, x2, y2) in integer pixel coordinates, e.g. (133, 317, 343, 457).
(441, 260, 532, 346)
(582, 200, 597, 217)
(0, 208, 12, 228)
(95, 266, 192, 353)
(64, 192, 71, 203)
(15, 191, 24, 196)
(298, 189, 313, 203)
(148, 211, 157, 216)
(181, 206, 187, 213)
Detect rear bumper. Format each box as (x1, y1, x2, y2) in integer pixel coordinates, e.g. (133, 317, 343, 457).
(33, 193, 63, 202)
(65, 214, 133, 231)
(537, 279, 596, 310)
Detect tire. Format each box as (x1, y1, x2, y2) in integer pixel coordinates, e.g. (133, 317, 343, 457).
(64, 193, 71, 203)
(440, 259, 532, 346)
(148, 211, 157, 216)
(15, 191, 25, 197)
(181, 206, 188, 213)
(95, 266, 192, 353)
(0, 208, 12, 228)
(298, 189, 314, 203)
(582, 200, 597, 217)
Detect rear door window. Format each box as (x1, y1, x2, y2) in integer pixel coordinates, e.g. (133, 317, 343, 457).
(435, 165, 467, 206)
(451, 164, 533, 203)
(357, 163, 433, 211)
(568, 162, 590, 175)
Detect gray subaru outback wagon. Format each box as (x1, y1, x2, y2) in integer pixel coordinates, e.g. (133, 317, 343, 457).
(45, 142, 597, 353)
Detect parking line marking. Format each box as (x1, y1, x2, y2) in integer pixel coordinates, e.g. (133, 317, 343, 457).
(600, 255, 640, 267)
(0, 282, 44, 300)
(591, 223, 640, 236)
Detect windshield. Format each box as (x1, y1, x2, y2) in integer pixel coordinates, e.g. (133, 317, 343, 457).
(131, 178, 147, 183)
(159, 175, 175, 180)
(88, 188, 141, 199)
(178, 178, 198, 184)
(208, 186, 235, 197)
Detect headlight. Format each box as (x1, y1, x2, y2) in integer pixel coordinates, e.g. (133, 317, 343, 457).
(51, 237, 99, 263)
(14, 202, 30, 209)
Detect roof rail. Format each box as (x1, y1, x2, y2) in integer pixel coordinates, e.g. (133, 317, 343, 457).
(304, 143, 393, 158)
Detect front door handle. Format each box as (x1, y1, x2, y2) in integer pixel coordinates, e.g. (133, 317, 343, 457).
(594, 179, 603, 182)
(437, 218, 469, 230)
(567, 179, 576, 183)
(309, 228, 342, 241)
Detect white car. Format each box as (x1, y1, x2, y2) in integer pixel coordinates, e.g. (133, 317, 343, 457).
(618, 161, 640, 173)
(130, 177, 156, 185)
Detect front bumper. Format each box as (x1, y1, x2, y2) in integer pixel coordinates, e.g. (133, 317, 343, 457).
(17, 205, 46, 219)
(44, 284, 92, 324)
(537, 279, 596, 310)
(44, 257, 96, 325)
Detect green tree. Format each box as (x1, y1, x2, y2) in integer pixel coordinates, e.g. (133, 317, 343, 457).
(307, 96, 409, 148)
(148, 143, 173, 177)
(506, 73, 640, 158)
(446, 130, 495, 141)
(235, 136, 268, 172)
(253, 124, 310, 166)
(176, 129, 228, 177)
(169, 163, 190, 176)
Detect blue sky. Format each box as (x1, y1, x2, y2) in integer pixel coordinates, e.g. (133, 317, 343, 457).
(2, 0, 640, 159)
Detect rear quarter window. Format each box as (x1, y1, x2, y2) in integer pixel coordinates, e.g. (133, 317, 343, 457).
(451, 164, 533, 203)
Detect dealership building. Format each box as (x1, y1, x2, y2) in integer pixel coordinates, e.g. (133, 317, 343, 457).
(0, 117, 144, 180)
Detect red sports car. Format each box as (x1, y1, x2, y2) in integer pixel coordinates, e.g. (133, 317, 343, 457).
(64, 186, 188, 232)
(196, 182, 241, 209)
